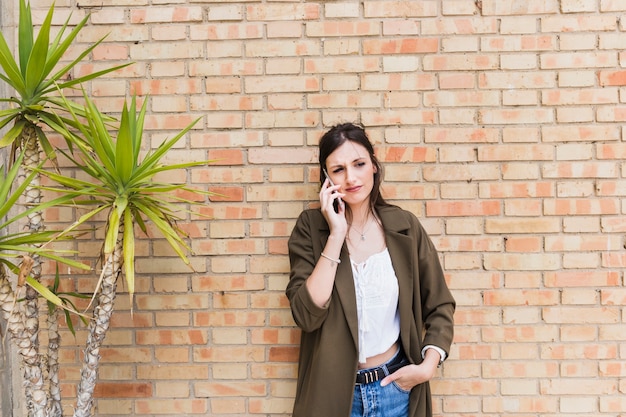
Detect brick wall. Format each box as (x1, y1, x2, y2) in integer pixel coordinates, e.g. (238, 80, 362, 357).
(3, 0, 626, 416)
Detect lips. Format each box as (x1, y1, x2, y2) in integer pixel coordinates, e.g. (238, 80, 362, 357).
(344, 185, 362, 193)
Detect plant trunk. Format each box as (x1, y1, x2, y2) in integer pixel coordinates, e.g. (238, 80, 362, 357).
(74, 224, 124, 417)
(47, 308, 62, 417)
(0, 265, 48, 417)
(21, 123, 44, 234)
(18, 124, 47, 417)
(21, 127, 43, 363)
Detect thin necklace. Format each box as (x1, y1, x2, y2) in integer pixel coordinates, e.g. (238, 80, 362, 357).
(349, 215, 374, 241)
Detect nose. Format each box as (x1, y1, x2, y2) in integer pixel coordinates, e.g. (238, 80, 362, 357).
(344, 166, 356, 185)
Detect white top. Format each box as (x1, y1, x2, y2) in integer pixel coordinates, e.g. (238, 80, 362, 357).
(351, 248, 400, 364)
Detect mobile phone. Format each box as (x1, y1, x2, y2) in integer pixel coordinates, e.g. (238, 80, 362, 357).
(323, 168, 341, 213)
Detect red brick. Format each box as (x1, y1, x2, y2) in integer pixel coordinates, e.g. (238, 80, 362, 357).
(363, 38, 438, 54)
(208, 186, 244, 202)
(135, 329, 207, 345)
(427, 200, 501, 217)
(425, 127, 499, 143)
(544, 271, 620, 287)
(193, 311, 265, 327)
(543, 198, 620, 215)
(194, 382, 266, 397)
(599, 70, 626, 86)
(246, 4, 320, 21)
(268, 346, 299, 362)
(94, 382, 152, 398)
(484, 290, 560, 306)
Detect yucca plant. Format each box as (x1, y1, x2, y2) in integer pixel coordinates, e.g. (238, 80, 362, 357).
(0, 150, 90, 417)
(38, 91, 211, 417)
(0, 0, 130, 229)
(0, 0, 129, 276)
(0, 4, 128, 412)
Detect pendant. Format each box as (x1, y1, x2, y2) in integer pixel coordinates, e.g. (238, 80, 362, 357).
(360, 234, 365, 241)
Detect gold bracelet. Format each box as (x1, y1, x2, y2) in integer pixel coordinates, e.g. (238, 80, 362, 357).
(320, 252, 341, 266)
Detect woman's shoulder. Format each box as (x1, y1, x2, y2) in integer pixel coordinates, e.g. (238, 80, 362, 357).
(377, 204, 424, 232)
(297, 207, 324, 221)
(377, 204, 418, 221)
(292, 208, 327, 230)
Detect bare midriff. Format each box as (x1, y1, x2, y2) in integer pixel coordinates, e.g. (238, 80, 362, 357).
(357, 342, 399, 370)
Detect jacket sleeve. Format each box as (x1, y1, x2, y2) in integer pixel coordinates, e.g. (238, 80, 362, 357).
(412, 214, 456, 359)
(286, 210, 330, 332)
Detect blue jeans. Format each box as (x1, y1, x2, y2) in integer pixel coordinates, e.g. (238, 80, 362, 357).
(351, 353, 410, 417)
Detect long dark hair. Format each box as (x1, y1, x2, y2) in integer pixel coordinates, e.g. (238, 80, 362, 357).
(318, 123, 389, 217)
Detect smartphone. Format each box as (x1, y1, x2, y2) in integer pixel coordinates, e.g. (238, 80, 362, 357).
(323, 168, 341, 213)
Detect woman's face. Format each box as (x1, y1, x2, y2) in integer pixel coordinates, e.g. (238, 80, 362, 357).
(324, 140, 377, 210)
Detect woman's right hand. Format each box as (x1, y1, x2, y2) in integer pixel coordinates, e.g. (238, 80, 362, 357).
(320, 178, 347, 237)
(303, 179, 347, 307)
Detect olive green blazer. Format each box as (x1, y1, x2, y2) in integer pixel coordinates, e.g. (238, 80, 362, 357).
(286, 205, 455, 417)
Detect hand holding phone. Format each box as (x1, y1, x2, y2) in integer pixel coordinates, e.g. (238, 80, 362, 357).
(323, 168, 342, 213)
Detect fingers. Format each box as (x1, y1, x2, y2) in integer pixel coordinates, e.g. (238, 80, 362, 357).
(320, 178, 343, 214)
(380, 364, 430, 389)
(381, 368, 410, 389)
(380, 374, 395, 387)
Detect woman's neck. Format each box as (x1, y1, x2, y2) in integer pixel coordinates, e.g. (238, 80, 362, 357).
(349, 202, 372, 227)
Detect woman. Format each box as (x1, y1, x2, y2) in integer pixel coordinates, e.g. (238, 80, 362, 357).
(286, 123, 455, 417)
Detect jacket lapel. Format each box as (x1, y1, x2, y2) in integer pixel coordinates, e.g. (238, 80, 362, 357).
(319, 221, 359, 349)
(334, 249, 359, 349)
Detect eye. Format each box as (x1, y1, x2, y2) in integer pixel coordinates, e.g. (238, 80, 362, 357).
(332, 167, 343, 174)
(356, 161, 366, 167)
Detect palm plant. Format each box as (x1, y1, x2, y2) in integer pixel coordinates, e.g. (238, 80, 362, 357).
(0, 3, 128, 411)
(0, 0, 130, 226)
(0, 150, 90, 417)
(39, 92, 210, 417)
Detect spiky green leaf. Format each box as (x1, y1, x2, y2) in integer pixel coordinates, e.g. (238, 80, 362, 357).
(43, 12, 88, 78)
(123, 209, 135, 301)
(133, 200, 191, 265)
(0, 119, 27, 148)
(0, 34, 26, 95)
(54, 63, 132, 92)
(134, 118, 201, 180)
(116, 100, 136, 183)
(24, 3, 52, 96)
(17, 0, 34, 74)
(0, 148, 27, 205)
(104, 202, 124, 256)
(26, 276, 63, 307)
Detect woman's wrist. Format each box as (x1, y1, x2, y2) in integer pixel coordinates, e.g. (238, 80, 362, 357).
(421, 349, 441, 380)
(326, 231, 346, 247)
